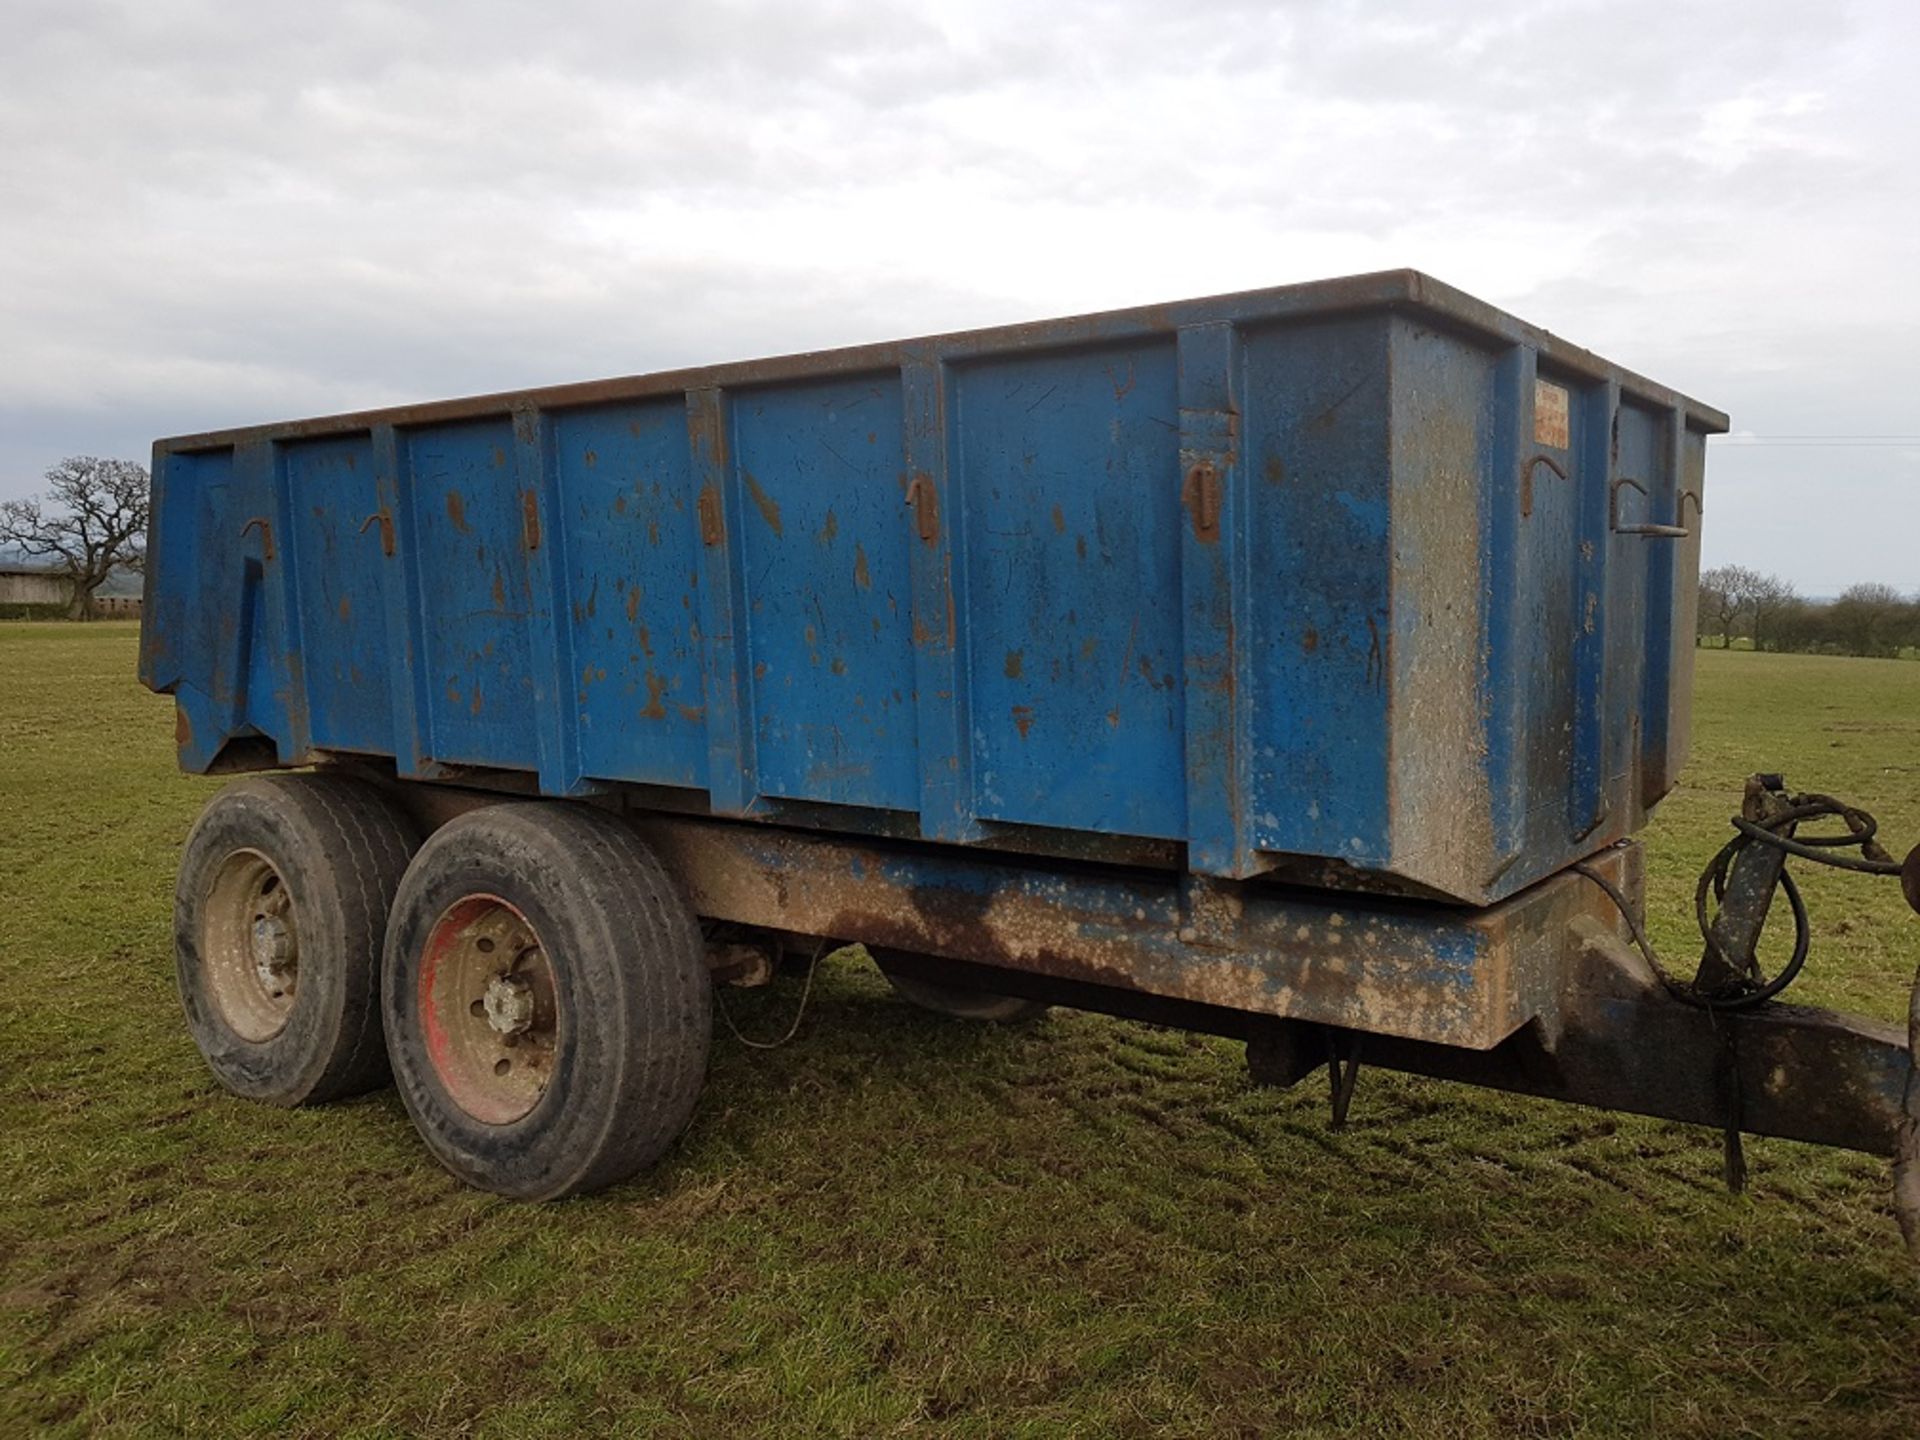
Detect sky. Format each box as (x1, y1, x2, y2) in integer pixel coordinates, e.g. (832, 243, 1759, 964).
(2, 0, 1915, 595)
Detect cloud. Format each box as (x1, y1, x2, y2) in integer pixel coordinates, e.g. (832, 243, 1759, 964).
(1, 0, 1915, 591)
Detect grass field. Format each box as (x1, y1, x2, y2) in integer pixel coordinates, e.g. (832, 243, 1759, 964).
(3, 623, 1918, 1437)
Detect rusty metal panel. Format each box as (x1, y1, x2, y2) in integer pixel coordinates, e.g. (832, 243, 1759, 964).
(633, 813, 1641, 1050)
(141, 270, 1725, 905)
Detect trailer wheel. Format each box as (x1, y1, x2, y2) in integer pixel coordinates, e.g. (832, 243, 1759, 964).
(872, 949, 1048, 1023)
(175, 775, 418, 1106)
(382, 803, 711, 1199)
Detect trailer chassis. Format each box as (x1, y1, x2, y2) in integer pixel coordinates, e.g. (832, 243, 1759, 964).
(371, 768, 1920, 1252)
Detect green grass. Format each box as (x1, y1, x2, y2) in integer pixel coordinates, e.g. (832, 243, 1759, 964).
(2, 625, 1917, 1437)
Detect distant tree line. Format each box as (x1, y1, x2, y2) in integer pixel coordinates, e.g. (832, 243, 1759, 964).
(1698, 565, 1917, 657)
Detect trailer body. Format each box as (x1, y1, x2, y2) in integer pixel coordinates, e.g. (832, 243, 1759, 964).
(141, 270, 1724, 909)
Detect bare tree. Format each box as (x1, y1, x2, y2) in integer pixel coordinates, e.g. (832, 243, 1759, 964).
(1746, 572, 1797, 652)
(1698, 564, 1759, 648)
(0, 456, 149, 619)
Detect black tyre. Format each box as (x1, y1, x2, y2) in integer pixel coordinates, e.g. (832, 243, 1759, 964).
(175, 774, 419, 1106)
(382, 802, 711, 1199)
(872, 948, 1049, 1023)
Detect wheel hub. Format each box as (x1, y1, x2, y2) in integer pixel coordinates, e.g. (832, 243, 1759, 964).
(251, 913, 296, 988)
(482, 970, 536, 1035)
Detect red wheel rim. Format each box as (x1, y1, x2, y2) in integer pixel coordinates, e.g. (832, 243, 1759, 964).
(419, 894, 561, 1125)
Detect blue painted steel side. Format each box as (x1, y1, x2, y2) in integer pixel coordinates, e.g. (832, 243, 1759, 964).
(140, 271, 1726, 905)
(957, 340, 1185, 838)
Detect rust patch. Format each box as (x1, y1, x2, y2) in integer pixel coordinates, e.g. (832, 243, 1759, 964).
(626, 588, 641, 624)
(640, 672, 668, 719)
(491, 571, 506, 609)
(677, 703, 705, 724)
(742, 471, 783, 536)
(1264, 454, 1286, 485)
(1050, 504, 1066, 534)
(817, 509, 838, 544)
(445, 491, 470, 533)
(1011, 705, 1035, 738)
(637, 624, 654, 657)
(470, 684, 484, 716)
(337, 595, 351, 622)
(831, 658, 848, 676)
(853, 543, 871, 590)
(174, 705, 192, 747)
(1004, 650, 1023, 679)
(584, 448, 598, 467)
(1302, 627, 1318, 654)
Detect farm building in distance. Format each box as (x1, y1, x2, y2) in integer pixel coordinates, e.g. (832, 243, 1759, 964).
(0, 564, 143, 617)
(0, 566, 69, 605)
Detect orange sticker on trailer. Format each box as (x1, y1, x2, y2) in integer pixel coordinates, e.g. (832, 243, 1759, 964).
(1534, 380, 1570, 449)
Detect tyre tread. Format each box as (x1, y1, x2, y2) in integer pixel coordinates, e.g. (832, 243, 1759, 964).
(176, 772, 417, 1106)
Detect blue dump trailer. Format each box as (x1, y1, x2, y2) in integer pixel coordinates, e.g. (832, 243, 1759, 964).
(142, 271, 1920, 1247)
